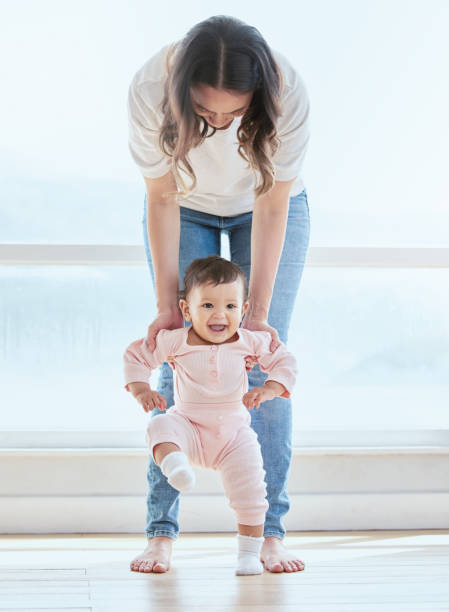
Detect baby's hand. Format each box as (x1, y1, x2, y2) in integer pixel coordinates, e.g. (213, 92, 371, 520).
(244, 355, 259, 372)
(135, 388, 167, 413)
(242, 385, 276, 410)
(166, 355, 176, 370)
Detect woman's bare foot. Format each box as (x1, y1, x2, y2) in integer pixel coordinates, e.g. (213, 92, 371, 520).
(130, 536, 173, 573)
(261, 536, 305, 573)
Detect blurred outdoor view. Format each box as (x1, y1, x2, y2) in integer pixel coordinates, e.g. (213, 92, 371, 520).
(1, 0, 448, 441)
(1, 261, 448, 442)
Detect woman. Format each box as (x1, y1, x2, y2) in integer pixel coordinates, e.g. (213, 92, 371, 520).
(127, 15, 310, 574)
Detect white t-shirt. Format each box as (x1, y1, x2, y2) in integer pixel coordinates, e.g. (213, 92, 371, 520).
(127, 43, 310, 217)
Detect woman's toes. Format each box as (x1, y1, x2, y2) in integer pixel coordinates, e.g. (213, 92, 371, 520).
(131, 561, 142, 571)
(143, 561, 155, 572)
(269, 560, 283, 572)
(152, 561, 168, 573)
(289, 561, 298, 572)
(138, 560, 153, 572)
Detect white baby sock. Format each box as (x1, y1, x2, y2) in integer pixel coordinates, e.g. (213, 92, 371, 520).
(159, 451, 195, 492)
(235, 534, 264, 575)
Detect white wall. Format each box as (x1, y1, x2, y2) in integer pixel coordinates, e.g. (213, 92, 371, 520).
(1, 0, 448, 245)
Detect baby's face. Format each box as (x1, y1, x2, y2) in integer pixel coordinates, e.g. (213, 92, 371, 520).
(179, 279, 249, 344)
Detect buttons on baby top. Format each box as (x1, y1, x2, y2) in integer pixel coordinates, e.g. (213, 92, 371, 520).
(209, 345, 219, 381)
(215, 415, 224, 437)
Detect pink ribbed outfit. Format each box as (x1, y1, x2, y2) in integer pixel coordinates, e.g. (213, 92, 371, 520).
(123, 326, 298, 526)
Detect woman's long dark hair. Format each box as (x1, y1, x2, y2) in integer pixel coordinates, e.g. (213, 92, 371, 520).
(159, 15, 284, 198)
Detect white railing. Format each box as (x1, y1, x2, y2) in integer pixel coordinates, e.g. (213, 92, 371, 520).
(1, 244, 448, 450)
(1, 245, 449, 267)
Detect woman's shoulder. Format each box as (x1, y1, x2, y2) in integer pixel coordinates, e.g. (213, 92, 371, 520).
(131, 42, 176, 87)
(270, 47, 310, 136)
(238, 328, 272, 348)
(128, 42, 177, 115)
(271, 47, 308, 99)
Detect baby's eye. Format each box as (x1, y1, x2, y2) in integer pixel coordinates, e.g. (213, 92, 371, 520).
(227, 304, 237, 309)
(202, 303, 213, 308)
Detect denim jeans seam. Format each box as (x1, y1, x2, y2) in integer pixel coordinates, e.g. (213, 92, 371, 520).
(263, 531, 285, 539)
(146, 530, 178, 540)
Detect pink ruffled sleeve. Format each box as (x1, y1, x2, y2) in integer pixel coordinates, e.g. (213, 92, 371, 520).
(252, 331, 298, 399)
(123, 329, 173, 392)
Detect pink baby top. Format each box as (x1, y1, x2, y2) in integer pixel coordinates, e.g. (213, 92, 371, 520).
(123, 326, 298, 406)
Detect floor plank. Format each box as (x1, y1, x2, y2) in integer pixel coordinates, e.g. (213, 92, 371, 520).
(0, 531, 447, 611)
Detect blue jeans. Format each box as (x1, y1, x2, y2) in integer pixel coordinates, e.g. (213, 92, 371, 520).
(141, 189, 310, 540)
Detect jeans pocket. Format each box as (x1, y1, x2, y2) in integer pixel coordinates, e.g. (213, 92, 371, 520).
(142, 193, 147, 224)
(303, 189, 310, 217)
(289, 188, 309, 221)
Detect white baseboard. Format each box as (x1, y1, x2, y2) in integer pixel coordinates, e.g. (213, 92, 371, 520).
(1, 492, 448, 533)
(1, 448, 448, 533)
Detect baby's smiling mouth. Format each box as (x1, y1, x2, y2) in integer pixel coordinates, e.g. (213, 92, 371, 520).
(208, 324, 227, 332)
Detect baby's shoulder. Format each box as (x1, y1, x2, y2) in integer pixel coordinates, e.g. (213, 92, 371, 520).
(155, 327, 185, 353)
(238, 328, 272, 349)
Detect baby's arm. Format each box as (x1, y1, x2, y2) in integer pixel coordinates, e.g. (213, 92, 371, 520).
(123, 329, 172, 411)
(256, 333, 298, 397)
(242, 335, 297, 410)
(243, 379, 288, 410)
(127, 381, 166, 412)
(263, 379, 288, 396)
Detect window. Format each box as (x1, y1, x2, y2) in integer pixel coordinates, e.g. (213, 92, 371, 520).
(2, 2, 448, 448)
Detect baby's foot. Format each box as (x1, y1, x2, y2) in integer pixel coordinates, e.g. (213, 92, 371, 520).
(160, 451, 195, 492)
(236, 555, 264, 575)
(235, 534, 264, 576)
(130, 536, 173, 573)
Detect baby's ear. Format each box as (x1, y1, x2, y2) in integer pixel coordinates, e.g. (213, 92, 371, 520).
(179, 299, 190, 320)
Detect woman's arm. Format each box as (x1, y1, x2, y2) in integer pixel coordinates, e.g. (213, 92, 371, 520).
(245, 177, 297, 347)
(144, 171, 180, 313)
(143, 171, 185, 349)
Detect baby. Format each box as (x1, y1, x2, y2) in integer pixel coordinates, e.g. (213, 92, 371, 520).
(123, 255, 298, 575)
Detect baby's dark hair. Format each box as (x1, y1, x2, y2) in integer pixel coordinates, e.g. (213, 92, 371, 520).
(179, 255, 248, 302)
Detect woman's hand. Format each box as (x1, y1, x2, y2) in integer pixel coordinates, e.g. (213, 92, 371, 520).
(145, 307, 184, 351)
(242, 385, 277, 410)
(241, 312, 281, 352)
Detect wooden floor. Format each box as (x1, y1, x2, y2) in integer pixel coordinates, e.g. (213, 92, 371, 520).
(0, 531, 448, 611)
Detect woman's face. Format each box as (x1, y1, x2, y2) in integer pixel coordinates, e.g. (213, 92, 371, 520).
(190, 84, 253, 130)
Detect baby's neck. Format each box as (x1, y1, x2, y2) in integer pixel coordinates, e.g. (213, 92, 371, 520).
(186, 326, 238, 346)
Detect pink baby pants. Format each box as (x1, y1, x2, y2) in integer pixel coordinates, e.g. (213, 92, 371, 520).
(146, 401, 269, 526)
